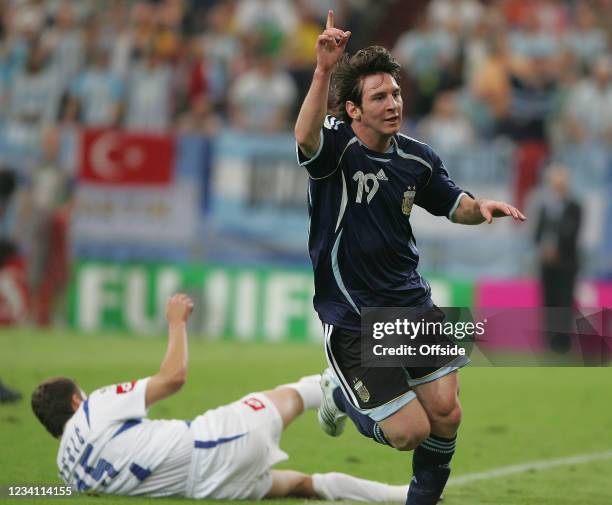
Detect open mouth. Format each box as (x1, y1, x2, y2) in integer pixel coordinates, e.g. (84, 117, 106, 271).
(384, 116, 400, 123)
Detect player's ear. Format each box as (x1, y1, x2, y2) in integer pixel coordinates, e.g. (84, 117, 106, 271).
(346, 101, 361, 121)
(71, 392, 83, 412)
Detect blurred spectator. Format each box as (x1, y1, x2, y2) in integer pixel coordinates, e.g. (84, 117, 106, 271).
(393, 14, 460, 117)
(234, 0, 298, 37)
(20, 127, 71, 326)
(285, 0, 320, 111)
(110, 1, 158, 78)
(151, 0, 183, 62)
(501, 0, 567, 32)
(534, 165, 582, 352)
(176, 93, 221, 135)
(42, 1, 84, 88)
(125, 45, 172, 131)
(563, 3, 608, 72)
(500, 55, 559, 142)
(229, 36, 297, 133)
(303, 0, 349, 26)
(65, 46, 125, 127)
(463, 8, 502, 86)
(502, 55, 559, 210)
(418, 91, 475, 151)
(470, 33, 512, 132)
(562, 56, 612, 145)
(0, 169, 29, 325)
(428, 0, 483, 34)
(181, 36, 211, 108)
(507, 10, 557, 61)
(201, 2, 244, 108)
(7, 41, 62, 146)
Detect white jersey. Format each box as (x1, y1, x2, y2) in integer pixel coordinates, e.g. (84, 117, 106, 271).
(57, 378, 192, 496)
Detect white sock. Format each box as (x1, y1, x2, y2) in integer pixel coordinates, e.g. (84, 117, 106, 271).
(312, 472, 409, 503)
(280, 374, 322, 410)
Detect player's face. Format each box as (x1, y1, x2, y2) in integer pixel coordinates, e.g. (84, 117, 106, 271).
(358, 73, 402, 137)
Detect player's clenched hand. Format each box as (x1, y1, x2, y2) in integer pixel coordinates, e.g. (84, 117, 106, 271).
(479, 199, 526, 224)
(165, 294, 194, 323)
(316, 10, 351, 73)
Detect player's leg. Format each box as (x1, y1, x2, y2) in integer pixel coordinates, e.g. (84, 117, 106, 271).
(323, 325, 423, 447)
(265, 470, 316, 498)
(404, 371, 462, 505)
(266, 469, 409, 502)
(376, 398, 431, 450)
(262, 374, 321, 428)
(325, 369, 430, 449)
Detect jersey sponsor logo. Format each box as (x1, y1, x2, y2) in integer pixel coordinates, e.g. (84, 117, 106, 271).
(116, 380, 137, 394)
(353, 171, 381, 204)
(402, 185, 416, 216)
(352, 378, 370, 403)
(242, 397, 266, 411)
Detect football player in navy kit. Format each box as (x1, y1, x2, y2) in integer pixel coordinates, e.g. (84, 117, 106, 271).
(294, 11, 526, 505)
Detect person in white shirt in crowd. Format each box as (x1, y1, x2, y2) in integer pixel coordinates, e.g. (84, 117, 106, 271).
(418, 91, 475, 152)
(563, 56, 612, 144)
(229, 33, 297, 133)
(32, 294, 411, 502)
(66, 46, 125, 127)
(125, 44, 172, 132)
(7, 41, 62, 149)
(42, 1, 85, 89)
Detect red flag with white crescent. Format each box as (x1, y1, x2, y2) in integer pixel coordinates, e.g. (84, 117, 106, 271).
(79, 129, 175, 185)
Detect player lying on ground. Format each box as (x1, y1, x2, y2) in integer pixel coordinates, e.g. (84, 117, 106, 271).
(31, 294, 410, 501)
(295, 10, 526, 505)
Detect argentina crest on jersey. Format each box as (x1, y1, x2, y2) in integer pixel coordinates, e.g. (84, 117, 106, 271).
(402, 185, 416, 216)
(353, 378, 370, 403)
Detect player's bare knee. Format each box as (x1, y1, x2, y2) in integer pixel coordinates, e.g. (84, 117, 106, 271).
(390, 423, 430, 451)
(263, 389, 303, 428)
(429, 401, 462, 433)
(294, 474, 316, 497)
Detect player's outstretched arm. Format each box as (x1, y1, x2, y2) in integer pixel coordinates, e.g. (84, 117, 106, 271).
(452, 195, 526, 225)
(294, 10, 350, 158)
(145, 294, 194, 408)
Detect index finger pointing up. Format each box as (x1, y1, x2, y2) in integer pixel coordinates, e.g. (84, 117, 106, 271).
(326, 10, 334, 29)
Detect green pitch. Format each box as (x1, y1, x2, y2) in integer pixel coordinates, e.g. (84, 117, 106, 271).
(1, 329, 611, 505)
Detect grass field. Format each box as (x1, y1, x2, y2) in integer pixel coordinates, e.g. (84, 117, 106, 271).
(1, 328, 611, 505)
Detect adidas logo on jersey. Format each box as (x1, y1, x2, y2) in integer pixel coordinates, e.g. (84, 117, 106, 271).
(376, 169, 388, 181)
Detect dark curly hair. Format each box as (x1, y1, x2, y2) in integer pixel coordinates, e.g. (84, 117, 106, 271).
(32, 377, 80, 438)
(331, 46, 401, 122)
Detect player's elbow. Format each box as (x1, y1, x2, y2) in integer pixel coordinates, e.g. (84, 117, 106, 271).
(172, 370, 187, 390)
(164, 368, 187, 392)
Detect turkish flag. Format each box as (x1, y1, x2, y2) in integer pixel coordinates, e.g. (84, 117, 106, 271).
(79, 129, 175, 185)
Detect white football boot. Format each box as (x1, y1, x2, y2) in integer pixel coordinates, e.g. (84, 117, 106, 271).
(317, 368, 347, 437)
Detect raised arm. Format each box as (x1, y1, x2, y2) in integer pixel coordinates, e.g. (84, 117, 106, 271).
(294, 10, 351, 158)
(452, 195, 526, 225)
(145, 294, 194, 408)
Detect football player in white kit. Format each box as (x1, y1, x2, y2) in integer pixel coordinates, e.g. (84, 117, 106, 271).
(32, 294, 410, 501)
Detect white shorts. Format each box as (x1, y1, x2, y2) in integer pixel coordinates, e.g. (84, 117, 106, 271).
(184, 393, 288, 500)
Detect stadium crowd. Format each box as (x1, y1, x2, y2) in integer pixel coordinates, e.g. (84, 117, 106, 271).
(0, 0, 608, 142)
(0, 0, 609, 327)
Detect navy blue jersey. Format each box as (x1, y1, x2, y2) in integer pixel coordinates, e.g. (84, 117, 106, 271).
(297, 115, 469, 331)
